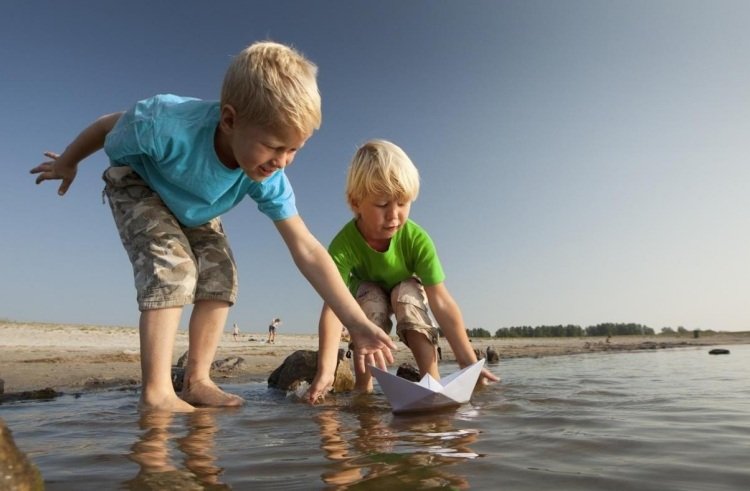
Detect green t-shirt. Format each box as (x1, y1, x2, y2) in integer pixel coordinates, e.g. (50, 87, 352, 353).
(328, 219, 446, 295)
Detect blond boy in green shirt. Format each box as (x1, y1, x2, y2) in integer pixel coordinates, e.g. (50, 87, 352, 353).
(307, 140, 498, 403)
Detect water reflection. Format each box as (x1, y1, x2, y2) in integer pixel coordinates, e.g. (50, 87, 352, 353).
(315, 396, 478, 489)
(125, 409, 230, 490)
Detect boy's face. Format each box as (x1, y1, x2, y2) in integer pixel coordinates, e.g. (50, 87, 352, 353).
(352, 194, 412, 250)
(216, 105, 310, 182)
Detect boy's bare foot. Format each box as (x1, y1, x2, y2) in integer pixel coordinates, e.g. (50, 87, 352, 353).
(181, 379, 245, 407)
(139, 393, 196, 413)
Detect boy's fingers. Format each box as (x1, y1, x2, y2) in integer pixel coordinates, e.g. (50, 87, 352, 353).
(381, 346, 394, 365)
(354, 353, 366, 375)
(380, 331, 397, 350)
(481, 369, 500, 383)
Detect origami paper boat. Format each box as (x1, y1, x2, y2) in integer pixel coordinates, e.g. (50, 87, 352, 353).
(370, 359, 486, 414)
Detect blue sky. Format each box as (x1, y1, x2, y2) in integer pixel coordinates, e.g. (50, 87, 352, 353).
(2, 1, 748, 333)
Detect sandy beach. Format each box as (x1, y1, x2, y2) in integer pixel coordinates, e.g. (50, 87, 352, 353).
(1, 320, 748, 396)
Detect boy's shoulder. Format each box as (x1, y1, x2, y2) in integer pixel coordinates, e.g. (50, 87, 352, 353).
(130, 94, 216, 120)
(401, 219, 428, 235)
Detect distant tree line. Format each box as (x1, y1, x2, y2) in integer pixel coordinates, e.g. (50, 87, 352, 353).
(585, 323, 655, 336)
(462, 323, 659, 339)
(459, 323, 717, 339)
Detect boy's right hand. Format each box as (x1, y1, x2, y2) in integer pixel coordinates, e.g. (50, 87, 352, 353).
(347, 323, 397, 375)
(30, 151, 78, 196)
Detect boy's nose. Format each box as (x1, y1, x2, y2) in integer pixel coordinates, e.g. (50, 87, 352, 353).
(272, 150, 294, 169)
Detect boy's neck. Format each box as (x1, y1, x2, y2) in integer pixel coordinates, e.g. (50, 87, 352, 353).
(354, 220, 391, 252)
(214, 125, 238, 169)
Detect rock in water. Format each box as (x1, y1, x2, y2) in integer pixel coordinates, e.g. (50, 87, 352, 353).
(486, 346, 500, 364)
(0, 419, 44, 490)
(708, 348, 730, 355)
(396, 363, 421, 382)
(268, 349, 354, 392)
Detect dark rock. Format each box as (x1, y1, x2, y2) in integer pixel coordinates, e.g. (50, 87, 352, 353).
(176, 350, 189, 368)
(0, 388, 61, 404)
(473, 348, 485, 360)
(268, 349, 353, 392)
(0, 378, 4, 395)
(211, 356, 246, 372)
(171, 367, 185, 392)
(486, 346, 500, 364)
(83, 377, 138, 389)
(709, 348, 730, 355)
(396, 363, 421, 382)
(0, 419, 44, 490)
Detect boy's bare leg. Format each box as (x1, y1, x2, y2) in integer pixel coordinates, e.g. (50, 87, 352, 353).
(405, 331, 440, 380)
(139, 307, 195, 412)
(181, 300, 244, 407)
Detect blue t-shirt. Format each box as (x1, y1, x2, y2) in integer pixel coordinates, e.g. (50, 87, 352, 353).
(103, 94, 297, 227)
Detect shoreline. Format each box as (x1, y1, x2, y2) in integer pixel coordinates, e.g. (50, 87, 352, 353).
(1, 321, 748, 398)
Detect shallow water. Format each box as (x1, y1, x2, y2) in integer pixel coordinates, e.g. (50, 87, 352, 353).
(2, 345, 749, 490)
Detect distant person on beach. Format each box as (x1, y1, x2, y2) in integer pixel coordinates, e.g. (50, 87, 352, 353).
(30, 41, 396, 413)
(267, 317, 281, 343)
(232, 322, 240, 342)
(306, 140, 498, 403)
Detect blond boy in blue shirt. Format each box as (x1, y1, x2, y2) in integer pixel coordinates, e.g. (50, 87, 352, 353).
(31, 42, 395, 412)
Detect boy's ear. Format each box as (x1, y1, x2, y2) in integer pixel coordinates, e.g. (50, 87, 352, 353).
(219, 104, 238, 131)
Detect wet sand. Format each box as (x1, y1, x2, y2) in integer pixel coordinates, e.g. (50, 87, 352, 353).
(1, 320, 748, 395)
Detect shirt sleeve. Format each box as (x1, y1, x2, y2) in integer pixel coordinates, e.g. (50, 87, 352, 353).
(104, 96, 165, 164)
(249, 170, 298, 221)
(410, 226, 446, 286)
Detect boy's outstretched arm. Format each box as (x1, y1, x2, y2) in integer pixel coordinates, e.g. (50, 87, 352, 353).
(306, 303, 342, 403)
(275, 216, 397, 364)
(425, 282, 500, 384)
(30, 112, 123, 195)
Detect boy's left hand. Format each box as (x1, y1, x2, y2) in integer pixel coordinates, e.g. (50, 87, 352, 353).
(479, 367, 500, 385)
(306, 372, 335, 405)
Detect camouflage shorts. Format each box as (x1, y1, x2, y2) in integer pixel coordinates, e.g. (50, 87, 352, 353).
(355, 278, 438, 347)
(102, 166, 238, 311)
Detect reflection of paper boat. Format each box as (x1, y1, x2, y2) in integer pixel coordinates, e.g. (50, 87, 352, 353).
(370, 359, 485, 414)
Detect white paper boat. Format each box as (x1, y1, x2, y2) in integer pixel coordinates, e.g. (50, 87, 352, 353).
(370, 359, 486, 414)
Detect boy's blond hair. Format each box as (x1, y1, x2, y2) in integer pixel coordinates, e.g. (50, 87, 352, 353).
(346, 140, 420, 210)
(221, 41, 322, 135)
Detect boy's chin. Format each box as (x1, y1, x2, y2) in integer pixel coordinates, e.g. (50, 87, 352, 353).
(245, 171, 270, 183)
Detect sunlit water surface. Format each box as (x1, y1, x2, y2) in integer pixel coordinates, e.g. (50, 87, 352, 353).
(2, 345, 748, 490)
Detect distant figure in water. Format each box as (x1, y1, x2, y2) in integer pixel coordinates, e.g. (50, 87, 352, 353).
(268, 318, 282, 344)
(232, 322, 240, 341)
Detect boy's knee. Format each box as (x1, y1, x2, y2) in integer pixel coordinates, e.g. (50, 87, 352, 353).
(355, 282, 392, 332)
(392, 279, 432, 325)
(396, 322, 439, 348)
